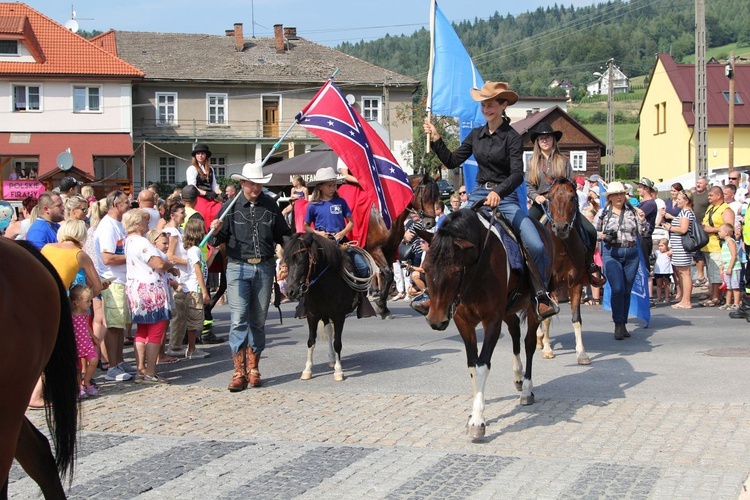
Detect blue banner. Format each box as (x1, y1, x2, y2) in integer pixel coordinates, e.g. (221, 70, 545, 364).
(602, 238, 652, 328)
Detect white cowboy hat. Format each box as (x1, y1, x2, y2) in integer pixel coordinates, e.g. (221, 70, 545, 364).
(230, 162, 272, 184)
(309, 166, 344, 186)
(605, 181, 627, 196)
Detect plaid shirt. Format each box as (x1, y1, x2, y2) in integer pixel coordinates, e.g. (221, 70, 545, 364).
(596, 204, 649, 245)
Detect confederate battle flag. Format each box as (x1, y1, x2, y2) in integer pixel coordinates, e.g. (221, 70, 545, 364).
(296, 80, 413, 232)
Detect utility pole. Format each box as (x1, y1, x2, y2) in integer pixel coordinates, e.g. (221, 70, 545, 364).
(726, 51, 736, 173)
(141, 140, 147, 190)
(694, 0, 708, 179)
(605, 58, 615, 183)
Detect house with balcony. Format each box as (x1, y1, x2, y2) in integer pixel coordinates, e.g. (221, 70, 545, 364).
(638, 53, 750, 186)
(586, 64, 629, 96)
(0, 2, 144, 200)
(91, 24, 419, 189)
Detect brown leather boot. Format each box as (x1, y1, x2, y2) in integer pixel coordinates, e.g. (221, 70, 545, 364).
(587, 262, 607, 287)
(228, 347, 248, 392)
(246, 349, 262, 387)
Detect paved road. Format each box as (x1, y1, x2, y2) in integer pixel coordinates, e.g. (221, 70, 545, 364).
(11, 297, 750, 499)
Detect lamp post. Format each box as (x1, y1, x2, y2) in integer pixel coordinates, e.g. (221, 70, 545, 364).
(725, 51, 735, 174)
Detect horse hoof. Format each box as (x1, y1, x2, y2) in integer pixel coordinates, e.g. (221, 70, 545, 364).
(466, 423, 486, 440)
(519, 392, 535, 406)
(577, 356, 591, 365)
(382, 311, 393, 320)
(514, 380, 523, 391)
(300, 372, 312, 380)
(542, 351, 555, 359)
(333, 373, 344, 382)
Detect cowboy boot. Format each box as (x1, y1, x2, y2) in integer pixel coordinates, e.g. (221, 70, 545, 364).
(228, 347, 248, 392)
(523, 250, 559, 322)
(246, 349, 262, 387)
(586, 254, 607, 287)
(409, 290, 430, 316)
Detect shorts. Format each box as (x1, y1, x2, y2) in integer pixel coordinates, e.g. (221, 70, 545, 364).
(169, 291, 204, 349)
(705, 252, 723, 284)
(654, 274, 671, 281)
(101, 282, 130, 329)
(725, 268, 741, 290)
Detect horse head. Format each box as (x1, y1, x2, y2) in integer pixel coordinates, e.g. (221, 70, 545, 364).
(282, 233, 342, 300)
(408, 174, 440, 230)
(547, 177, 578, 240)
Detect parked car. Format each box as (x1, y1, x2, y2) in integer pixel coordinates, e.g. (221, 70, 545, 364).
(436, 179, 454, 199)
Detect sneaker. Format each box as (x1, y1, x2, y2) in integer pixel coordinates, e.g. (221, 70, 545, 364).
(117, 361, 137, 375)
(84, 385, 99, 397)
(165, 348, 185, 358)
(186, 348, 210, 359)
(78, 388, 89, 400)
(105, 365, 133, 382)
(200, 332, 226, 344)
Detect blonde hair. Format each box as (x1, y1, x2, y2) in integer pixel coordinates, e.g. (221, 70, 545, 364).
(527, 140, 567, 187)
(57, 219, 87, 246)
(122, 208, 148, 234)
(658, 238, 669, 247)
(81, 185, 94, 200)
(182, 217, 205, 249)
(87, 198, 107, 229)
(64, 195, 87, 219)
(69, 284, 93, 311)
(146, 229, 168, 246)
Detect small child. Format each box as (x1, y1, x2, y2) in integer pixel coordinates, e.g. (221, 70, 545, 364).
(70, 285, 99, 398)
(182, 218, 212, 359)
(652, 238, 673, 303)
(718, 223, 742, 310)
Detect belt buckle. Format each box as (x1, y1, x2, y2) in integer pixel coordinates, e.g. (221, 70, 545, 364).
(247, 257, 262, 264)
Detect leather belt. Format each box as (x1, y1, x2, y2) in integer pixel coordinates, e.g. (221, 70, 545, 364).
(481, 181, 501, 188)
(608, 241, 636, 248)
(230, 256, 273, 264)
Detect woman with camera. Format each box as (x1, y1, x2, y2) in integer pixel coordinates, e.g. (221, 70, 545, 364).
(597, 182, 649, 340)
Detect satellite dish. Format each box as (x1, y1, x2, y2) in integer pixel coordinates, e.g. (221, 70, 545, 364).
(64, 19, 79, 33)
(56, 151, 74, 171)
(345, 94, 356, 106)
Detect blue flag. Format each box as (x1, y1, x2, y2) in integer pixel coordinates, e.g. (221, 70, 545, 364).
(602, 239, 652, 328)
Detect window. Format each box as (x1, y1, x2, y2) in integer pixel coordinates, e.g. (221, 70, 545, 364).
(362, 96, 382, 123)
(522, 151, 533, 172)
(73, 86, 101, 112)
(159, 156, 176, 184)
(13, 85, 40, 112)
(655, 102, 666, 134)
(209, 156, 227, 178)
(723, 92, 744, 105)
(156, 93, 177, 125)
(207, 93, 228, 124)
(0, 40, 18, 55)
(570, 151, 587, 171)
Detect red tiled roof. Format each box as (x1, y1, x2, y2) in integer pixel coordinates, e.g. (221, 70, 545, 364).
(89, 30, 118, 56)
(0, 3, 143, 78)
(658, 53, 750, 127)
(0, 132, 134, 177)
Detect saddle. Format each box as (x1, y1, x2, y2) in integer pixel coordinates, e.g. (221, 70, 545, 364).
(475, 211, 524, 271)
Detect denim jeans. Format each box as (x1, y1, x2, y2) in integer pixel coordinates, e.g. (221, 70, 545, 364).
(602, 244, 640, 324)
(226, 259, 275, 356)
(469, 187, 549, 286)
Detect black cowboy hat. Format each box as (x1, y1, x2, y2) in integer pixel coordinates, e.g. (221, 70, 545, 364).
(528, 123, 563, 143)
(191, 143, 212, 158)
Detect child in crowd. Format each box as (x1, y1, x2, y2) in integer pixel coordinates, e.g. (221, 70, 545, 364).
(69, 285, 99, 399)
(148, 230, 181, 364)
(276, 249, 290, 304)
(182, 218, 212, 359)
(282, 175, 309, 220)
(652, 238, 673, 304)
(719, 223, 742, 310)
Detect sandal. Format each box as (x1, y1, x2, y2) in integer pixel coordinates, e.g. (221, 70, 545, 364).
(693, 277, 707, 287)
(671, 303, 692, 309)
(697, 293, 711, 301)
(700, 299, 719, 307)
(157, 356, 179, 365)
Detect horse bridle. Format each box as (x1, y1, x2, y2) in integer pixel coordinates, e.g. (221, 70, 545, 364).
(541, 177, 579, 231)
(292, 245, 329, 295)
(407, 178, 436, 225)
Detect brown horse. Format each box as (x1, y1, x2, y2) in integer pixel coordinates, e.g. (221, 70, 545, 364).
(366, 174, 440, 319)
(0, 238, 79, 498)
(419, 209, 553, 440)
(537, 178, 591, 365)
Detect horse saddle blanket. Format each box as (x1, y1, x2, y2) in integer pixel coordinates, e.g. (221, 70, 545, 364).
(476, 213, 524, 271)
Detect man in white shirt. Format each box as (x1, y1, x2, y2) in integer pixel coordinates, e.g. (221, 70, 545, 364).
(138, 189, 161, 230)
(96, 190, 135, 381)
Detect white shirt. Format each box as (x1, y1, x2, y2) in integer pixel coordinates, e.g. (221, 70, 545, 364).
(163, 226, 188, 290)
(95, 215, 127, 284)
(142, 207, 161, 230)
(186, 165, 219, 193)
(184, 245, 206, 293)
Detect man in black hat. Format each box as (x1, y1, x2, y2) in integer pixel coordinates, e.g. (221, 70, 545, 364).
(59, 176, 81, 201)
(636, 177, 658, 280)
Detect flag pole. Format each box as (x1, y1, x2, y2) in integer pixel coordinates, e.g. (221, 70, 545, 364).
(425, 0, 437, 151)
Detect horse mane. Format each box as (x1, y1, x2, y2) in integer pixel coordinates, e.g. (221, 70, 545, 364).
(430, 210, 483, 259)
(302, 232, 344, 272)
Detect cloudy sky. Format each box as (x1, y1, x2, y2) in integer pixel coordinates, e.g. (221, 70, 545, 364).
(24, 0, 599, 46)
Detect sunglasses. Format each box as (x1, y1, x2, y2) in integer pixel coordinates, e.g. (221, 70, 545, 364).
(459, 191, 466, 195)
(729, 177, 739, 180)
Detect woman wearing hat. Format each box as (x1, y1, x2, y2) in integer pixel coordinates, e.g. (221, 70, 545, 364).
(597, 181, 649, 339)
(525, 123, 605, 287)
(187, 143, 222, 200)
(424, 81, 558, 321)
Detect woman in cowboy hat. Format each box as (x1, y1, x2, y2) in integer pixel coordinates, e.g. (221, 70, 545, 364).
(187, 143, 222, 200)
(597, 181, 649, 340)
(423, 81, 558, 321)
(525, 122, 605, 287)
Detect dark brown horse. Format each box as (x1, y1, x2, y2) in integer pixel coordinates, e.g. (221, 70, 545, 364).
(419, 209, 553, 440)
(283, 232, 373, 381)
(1, 238, 79, 498)
(538, 178, 591, 365)
(366, 174, 440, 319)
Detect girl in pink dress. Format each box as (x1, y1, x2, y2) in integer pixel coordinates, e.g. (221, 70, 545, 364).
(70, 285, 99, 398)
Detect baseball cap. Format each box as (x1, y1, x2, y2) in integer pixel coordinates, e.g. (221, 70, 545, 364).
(59, 176, 82, 192)
(588, 174, 602, 183)
(636, 177, 655, 190)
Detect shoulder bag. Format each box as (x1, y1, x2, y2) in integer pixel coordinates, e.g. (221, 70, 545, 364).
(681, 217, 709, 252)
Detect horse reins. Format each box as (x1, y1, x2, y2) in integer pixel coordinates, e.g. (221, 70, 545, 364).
(293, 245, 329, 294)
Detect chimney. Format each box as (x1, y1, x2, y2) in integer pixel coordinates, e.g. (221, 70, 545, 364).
(225, 29, 235, 37)
(234, 23, 244, 51)
(284, 27, 298, 40)
(274, 24, 284, 52)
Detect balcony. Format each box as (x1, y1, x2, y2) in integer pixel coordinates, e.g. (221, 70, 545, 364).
(133, 117, 318, 142)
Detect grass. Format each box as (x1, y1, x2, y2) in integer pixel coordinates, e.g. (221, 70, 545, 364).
(680, 43, 750, 63)
(568, 97, 643, 163)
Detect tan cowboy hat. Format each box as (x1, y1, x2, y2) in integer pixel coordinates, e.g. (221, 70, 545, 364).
(605, 181, 627, 196)
(469, 81, 519, 105)
(230, 162, 272, 184)
(309, 167, 344, 186)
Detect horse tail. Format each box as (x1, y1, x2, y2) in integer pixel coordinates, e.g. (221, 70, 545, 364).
(20, 242, 80, 480)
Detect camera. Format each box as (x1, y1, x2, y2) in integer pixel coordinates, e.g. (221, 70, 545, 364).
(602, 229, 618, 245)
